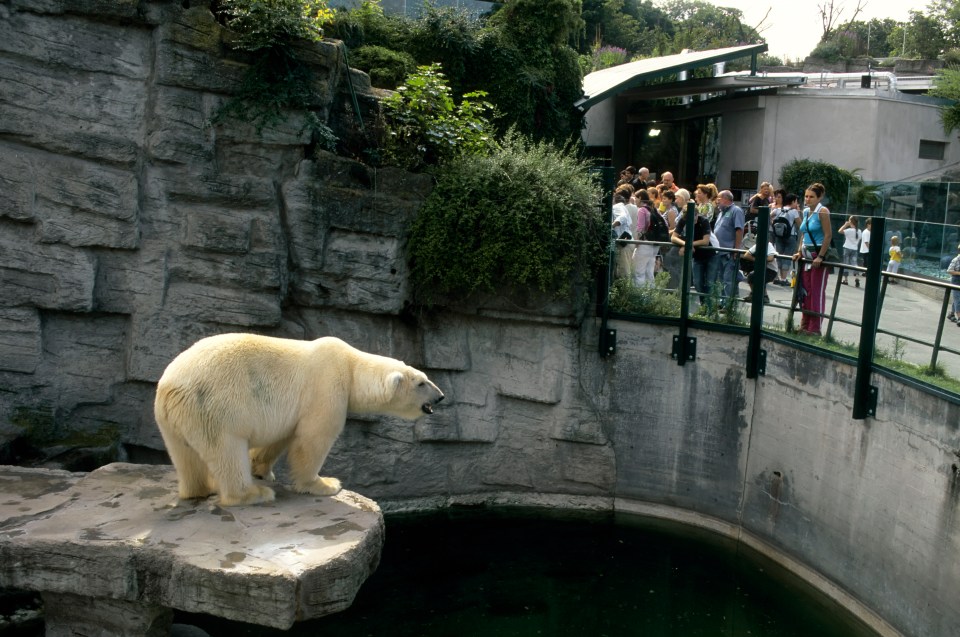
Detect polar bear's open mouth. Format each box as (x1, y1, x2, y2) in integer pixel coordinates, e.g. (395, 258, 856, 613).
(421, 403, 434, 415)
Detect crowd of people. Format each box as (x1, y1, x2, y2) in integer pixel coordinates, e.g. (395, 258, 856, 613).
(610, 166, 840, 336)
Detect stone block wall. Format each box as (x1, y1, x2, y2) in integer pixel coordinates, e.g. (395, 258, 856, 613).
(0, 0, 438, 463)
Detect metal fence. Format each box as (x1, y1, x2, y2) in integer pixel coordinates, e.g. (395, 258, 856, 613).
(599, 201, 960, 415)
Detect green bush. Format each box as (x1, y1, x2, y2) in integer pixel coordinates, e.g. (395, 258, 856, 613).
(778, 158, 860, 210)
(382, 63, 496, 170)
(809, 39, 844, 63)
(608, 272, 681, 316)
(219, 0, 332, 51)
(326, 0, 411, 50)
(408, 131, 606, 307)
(351, 45, 417, 89)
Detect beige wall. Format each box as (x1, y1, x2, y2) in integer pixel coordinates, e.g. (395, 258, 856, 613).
(716, 90, 960, 193)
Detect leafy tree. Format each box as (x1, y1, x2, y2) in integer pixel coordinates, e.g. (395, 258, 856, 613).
(888, 10, 946, 59)
(481, 0, 586, 144)
(581, 0, 642, 55)
(405, 6, 485, 94)
(929, 0, 960, 51)
(659, 0, 761, 56)
(815, 18, 897, 59)
(487, 0, 585, 49)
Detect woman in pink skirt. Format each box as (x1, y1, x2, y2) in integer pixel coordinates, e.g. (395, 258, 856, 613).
(792, 182, 833, 335)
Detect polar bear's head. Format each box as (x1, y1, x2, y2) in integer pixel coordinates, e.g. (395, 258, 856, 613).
(384, 367, 445, 420)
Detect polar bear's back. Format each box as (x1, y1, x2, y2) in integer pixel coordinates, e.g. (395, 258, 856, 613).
(155, 334, 354, 444)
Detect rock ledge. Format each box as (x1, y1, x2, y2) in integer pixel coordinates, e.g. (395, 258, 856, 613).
(0, 463, 384, 634)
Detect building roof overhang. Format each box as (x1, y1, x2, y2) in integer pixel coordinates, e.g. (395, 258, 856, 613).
(576, 43, 770, 111)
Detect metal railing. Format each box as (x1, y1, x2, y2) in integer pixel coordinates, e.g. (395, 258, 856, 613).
(600, 203, 960, 414)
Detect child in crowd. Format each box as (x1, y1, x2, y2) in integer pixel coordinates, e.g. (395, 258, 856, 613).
(886, 235, 902, 284)
(948, 244, 960, 325)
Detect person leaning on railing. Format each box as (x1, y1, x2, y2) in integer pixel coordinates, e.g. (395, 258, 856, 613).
(948, 243, 960, 325)
(792, 182, 832, 336)
(671, 196, 717, 313)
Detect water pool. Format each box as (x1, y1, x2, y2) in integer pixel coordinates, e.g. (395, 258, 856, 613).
(179, 507, 879, 637)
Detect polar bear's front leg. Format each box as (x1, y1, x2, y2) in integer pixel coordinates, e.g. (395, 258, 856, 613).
(287, 435, 342, 496)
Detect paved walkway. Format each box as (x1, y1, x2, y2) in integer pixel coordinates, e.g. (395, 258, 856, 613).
(738, 269, 960, 379)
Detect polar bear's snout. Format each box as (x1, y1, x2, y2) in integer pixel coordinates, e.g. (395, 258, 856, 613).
(419, 380, 444, 415)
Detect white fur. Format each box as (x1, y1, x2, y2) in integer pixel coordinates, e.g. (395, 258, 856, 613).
(154, 334, 443, 506)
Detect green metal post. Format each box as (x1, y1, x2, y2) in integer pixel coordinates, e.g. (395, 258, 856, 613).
(674, 201, 697, 365)
(930, 287, 952, 370)
(746, 206, 769, 378)
(853, 216, 885, 419)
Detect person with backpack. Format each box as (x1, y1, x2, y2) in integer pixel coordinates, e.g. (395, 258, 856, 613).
(632, 190, 664, 285)
(771, 190, 800, 286)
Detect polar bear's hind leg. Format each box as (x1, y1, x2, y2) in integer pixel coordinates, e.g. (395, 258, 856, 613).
(207, 434, 275, 506)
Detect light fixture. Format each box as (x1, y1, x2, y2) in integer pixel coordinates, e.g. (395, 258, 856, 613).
(649, 128, 661, 137)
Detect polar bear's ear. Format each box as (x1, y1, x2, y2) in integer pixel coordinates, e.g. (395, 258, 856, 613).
(386, 371, 404, 397)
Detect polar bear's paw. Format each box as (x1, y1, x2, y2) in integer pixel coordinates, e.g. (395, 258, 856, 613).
(219, 484, 276, 507)
(251, 463, 276, 482)
(297, 476, 342, 496)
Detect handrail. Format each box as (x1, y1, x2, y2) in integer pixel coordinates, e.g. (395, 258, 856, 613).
(602, 212, 960, 411)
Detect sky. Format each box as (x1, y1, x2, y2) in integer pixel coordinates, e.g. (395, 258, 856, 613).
(708, 0, 933, 61)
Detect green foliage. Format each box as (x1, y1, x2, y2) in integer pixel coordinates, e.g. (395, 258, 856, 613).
(812, 18, 898, 61)
(382, 63, 496, 170)
(488, 0, 585, 49)
(327, 0, 586, 145)
(351, 44, 417, 89)
(220, 0, 333, 51)
(660, 0, 761, 56)
(609, 272, 681, 316)
(215, 0, 337, 141)
(888, 10, 946, 59)
(213, 47, 316, 133)
(408, 131, 606, 307)
(930, 67, 960, 134)
(405, 6, 485, 92)
(809, 40, 840, 62)
(591, 45, 630, 70)
(580, 0, 673, 57)
(482, 0, 586, 144)
(757, 53, 784, 67)
(326, 0, 404, 49)
(778, 158, 860, 210)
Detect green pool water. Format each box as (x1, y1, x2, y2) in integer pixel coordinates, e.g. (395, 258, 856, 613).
(179, 507, 879, 637)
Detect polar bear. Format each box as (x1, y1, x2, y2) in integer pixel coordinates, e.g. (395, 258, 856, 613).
(154, 333, 444, 506)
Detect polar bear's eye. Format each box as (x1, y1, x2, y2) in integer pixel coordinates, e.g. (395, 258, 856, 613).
(417, 381, 425, 387)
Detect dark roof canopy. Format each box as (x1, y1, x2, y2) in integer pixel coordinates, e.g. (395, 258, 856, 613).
(576, 43, 770, 111)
